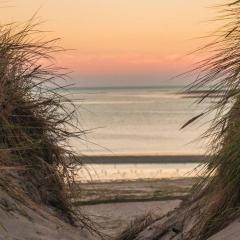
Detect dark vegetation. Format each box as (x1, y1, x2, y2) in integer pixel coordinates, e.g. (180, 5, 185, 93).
(116, 214, 156, 240)
(0, 18, 92, 230)
(184, 1, 240, 238)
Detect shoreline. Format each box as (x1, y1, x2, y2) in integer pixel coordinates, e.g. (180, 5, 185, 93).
(80, 155, 205, 164)
(75, 177, 196, 206)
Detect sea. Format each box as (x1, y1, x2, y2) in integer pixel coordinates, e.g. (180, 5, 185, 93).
(61, 86, 212, 181)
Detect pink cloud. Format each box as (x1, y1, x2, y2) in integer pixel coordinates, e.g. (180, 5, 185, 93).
(55, 53, 202, 75)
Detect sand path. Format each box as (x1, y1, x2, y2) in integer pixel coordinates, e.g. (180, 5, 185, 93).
(82, 200, 181, 239)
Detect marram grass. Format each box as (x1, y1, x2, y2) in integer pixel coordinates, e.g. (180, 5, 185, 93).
(183, 1, 240, 239)
(0, 19, 100, 236)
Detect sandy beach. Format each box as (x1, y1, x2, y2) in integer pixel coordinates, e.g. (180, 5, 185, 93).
(82, 200, 181, 239)
(78, 178, 196, 238)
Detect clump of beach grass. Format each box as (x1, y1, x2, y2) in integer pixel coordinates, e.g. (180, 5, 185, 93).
(116, 213, 155, 240)
(181, 0, 240, 239)
(0, 17, 95, 232)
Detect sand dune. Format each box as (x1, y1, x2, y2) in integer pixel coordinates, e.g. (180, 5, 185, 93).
(0, 189, 91, 240)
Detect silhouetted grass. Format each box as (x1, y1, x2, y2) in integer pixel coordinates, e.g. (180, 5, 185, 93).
(181, 1, 240, 239)
(116, 213, 156, 240)
(0, 18, 102, 236)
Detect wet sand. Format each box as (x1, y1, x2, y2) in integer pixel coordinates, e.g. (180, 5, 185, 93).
(78, 178, 196, 238)
(75, 178, 196, 205)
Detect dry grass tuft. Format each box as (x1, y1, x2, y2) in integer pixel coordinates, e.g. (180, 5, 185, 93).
(181, 0, 240, 239)
(115, 213, 155, 240)
(0, 18, 91, 229)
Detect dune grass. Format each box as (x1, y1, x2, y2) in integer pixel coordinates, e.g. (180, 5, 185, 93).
(0, 18, 99, 234)
(116, 213, 156, 240)
(180, 1, 240, 239)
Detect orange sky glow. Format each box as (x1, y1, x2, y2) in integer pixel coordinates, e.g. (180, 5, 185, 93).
(0, 0, 225, 86)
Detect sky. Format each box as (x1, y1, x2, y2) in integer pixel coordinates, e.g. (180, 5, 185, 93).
(0, 0, 224, 87)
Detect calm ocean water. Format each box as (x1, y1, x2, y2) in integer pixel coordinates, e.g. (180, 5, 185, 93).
(64, 86, 211, 156)
(61, 86, 211, 181)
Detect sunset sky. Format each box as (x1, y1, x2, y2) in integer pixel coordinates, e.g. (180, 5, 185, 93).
(1, 0, 224, 87)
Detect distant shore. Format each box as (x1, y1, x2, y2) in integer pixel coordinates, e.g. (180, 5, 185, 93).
(76, 177, 195, 205)
(80, 154, 205, 164)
